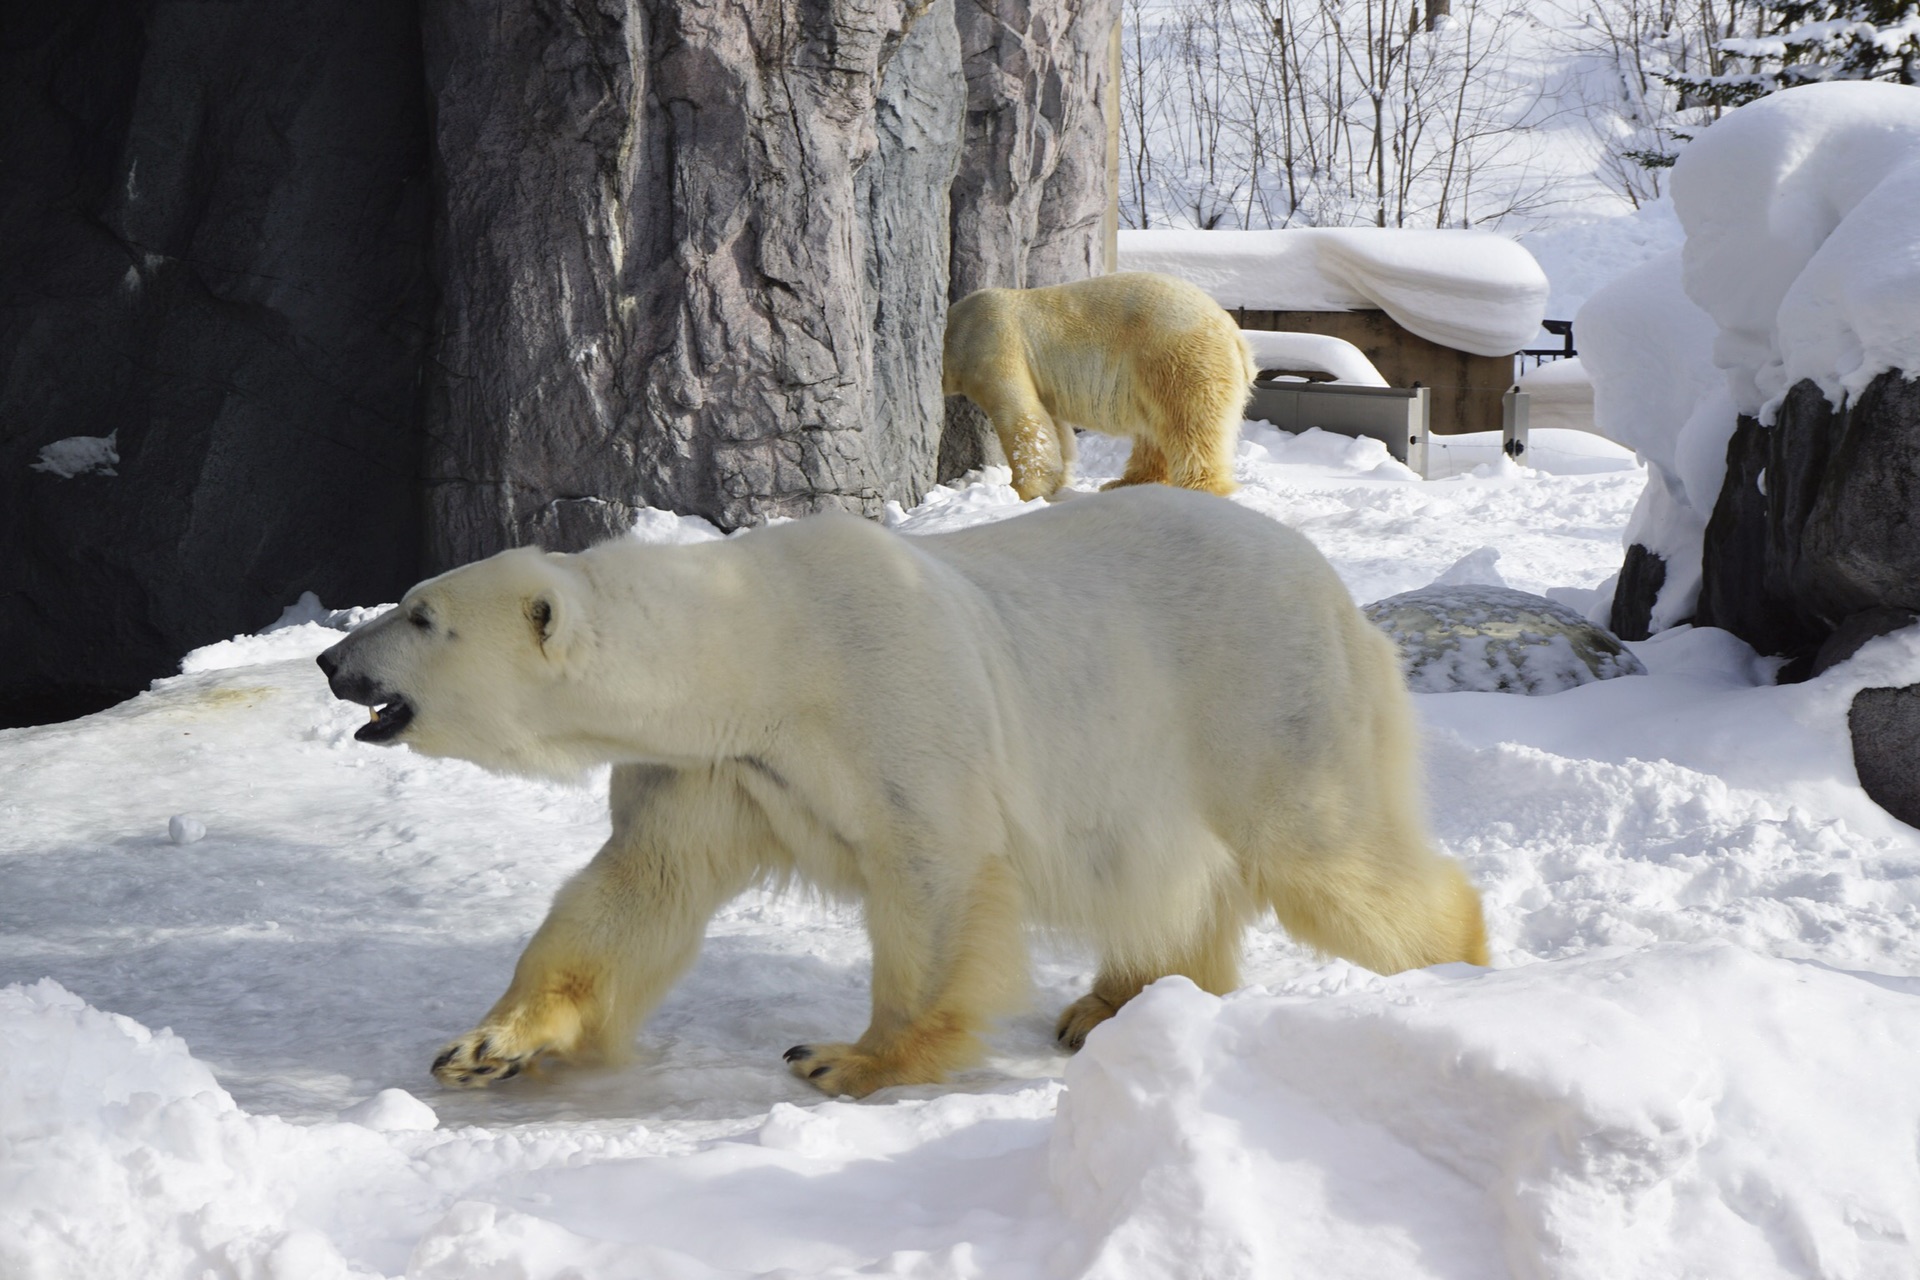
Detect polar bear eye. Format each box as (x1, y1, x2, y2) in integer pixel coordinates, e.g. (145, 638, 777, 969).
(409, 608, 432, 631)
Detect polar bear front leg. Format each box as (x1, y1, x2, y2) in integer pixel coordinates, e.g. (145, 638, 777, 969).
(785, 859, 1024, 1097)
(973, 379, 1068, 500)
(433, 767, 757, 1088)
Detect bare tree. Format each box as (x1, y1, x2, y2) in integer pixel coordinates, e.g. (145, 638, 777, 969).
(1121, 0, 1562, 230)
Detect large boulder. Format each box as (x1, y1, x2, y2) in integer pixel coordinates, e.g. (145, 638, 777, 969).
(1698, 371, 1920, 678)
(1850, 684, 1920, 830)
(1365, 585, 1646, 696)
(0, 1, 433, 727)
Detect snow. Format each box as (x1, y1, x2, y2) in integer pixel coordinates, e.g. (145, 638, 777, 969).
(1515, 199, 1685, 322)
(1575, 249, 1731, 629)
(31, 431, 119, 479)
(6, 424, 1920, 1279)
(1514, 356, 1595, 435)
(1240, 329, 1387, 386)
(1117, 228, 1550, 356)
(1671, 81, 1920, 420)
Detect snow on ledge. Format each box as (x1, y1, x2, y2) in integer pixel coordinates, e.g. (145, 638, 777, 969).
(1118, 228, 1549, 357)
(1239, 330, 1388, 386)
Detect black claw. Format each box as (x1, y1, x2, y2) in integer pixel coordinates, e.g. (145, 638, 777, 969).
(783, 1045, 811, 1063)
(474, 1037, 492, 1060)
(497, 1062, 522, 1081)
(432, 1048, 457, 1072)
(808, 1064, 831, 1080)
(471, 1063, 497, 1075)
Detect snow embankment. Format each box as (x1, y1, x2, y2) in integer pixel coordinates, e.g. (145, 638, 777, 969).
(1118, 228, 1549, 357)
(1575, 250, 1731, 630)
(10, 944, 1920, 1280)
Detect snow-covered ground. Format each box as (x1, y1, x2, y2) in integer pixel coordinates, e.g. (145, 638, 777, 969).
(6, 426, 1920, 1279)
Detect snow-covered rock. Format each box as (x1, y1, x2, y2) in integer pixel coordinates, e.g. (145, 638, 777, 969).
(1365, 584, 1646, 695)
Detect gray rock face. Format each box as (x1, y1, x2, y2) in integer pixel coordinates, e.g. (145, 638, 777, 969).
(420, 0, 969, 564)
(0, 1, 433, 726)
(1850, 684, 1920, 829)
(1609, 542, 1668, 643)
(1366, 585, 1647, 696)
(940, 0, 1120, 479)
(3, 0, 1117, 724)
(1698, 372, 1920, 677)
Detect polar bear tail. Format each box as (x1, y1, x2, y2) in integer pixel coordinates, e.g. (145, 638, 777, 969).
(1263, 614, 1492, 974)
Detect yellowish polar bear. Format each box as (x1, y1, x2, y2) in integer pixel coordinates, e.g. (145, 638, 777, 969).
(318, 487, 1487, 1097)
(942, 271, 1258, 500)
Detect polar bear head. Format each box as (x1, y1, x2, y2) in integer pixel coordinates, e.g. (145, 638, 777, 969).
(316, 547, 597, 778)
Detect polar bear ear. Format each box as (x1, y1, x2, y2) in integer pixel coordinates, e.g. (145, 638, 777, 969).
(524, 592, 576, 664)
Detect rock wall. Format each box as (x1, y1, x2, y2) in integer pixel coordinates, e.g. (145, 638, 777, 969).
(940, 0, 1121, 479)
(3, 0, 1119, 723)
(0, 1, 434, 726)
(420, 0, 971, 563)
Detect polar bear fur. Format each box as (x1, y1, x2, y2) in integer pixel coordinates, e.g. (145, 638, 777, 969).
(942, 272, 1258, 500)
(317, 486, 1487, 1098)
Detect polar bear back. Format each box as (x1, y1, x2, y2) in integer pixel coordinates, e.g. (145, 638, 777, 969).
(910, 487, 1395, 819)
(942, 273, 1254, 432)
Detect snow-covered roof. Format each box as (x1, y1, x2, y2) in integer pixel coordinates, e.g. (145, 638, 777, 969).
(1670, 81, 1920, 420)
(1117, 228, 1550, 357)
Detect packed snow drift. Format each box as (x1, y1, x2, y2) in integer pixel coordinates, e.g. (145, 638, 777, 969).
(5, 417, 1918, 1279)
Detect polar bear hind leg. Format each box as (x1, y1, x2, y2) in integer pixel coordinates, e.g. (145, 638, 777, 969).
(1141, 331, 1247, 497)
(786, 857, 1026, 1096)
(1101, 435, 1170, 489)
(1055, 889, 1247, 1050)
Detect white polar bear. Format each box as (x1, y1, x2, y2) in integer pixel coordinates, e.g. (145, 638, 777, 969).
(942, 272, 1258, 500)
(318, 487, 1487, 1097)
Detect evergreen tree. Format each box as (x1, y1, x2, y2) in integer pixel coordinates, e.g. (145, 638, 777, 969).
(1673, 1, 1920, 111)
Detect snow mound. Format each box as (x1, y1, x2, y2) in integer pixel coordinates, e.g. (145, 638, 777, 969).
(1365, 584, 1646, 694)
(1119, 229, 1549, 356)
(1241, 329, 1388, 386)
(1672, 81, 1920, 420)
(0, 980, 419, 1280)
(1575, 250, 1731, 631)
(1054, 945, 1920, 1280)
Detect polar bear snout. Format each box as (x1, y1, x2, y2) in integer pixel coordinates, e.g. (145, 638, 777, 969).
(317, 638, 418, 744)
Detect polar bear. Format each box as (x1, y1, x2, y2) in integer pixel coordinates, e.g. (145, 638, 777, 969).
(317, 487, 1487, 1097)
(942, 272, 1258, 501)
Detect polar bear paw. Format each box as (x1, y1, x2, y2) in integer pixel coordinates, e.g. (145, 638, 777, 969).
(431, 1027, 543, 1088)
(784, 1042, 938, 1098)
(1054, 993, 1120, 1052)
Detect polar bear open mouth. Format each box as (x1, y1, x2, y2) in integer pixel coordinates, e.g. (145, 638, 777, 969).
(356, 696, 415, 744)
